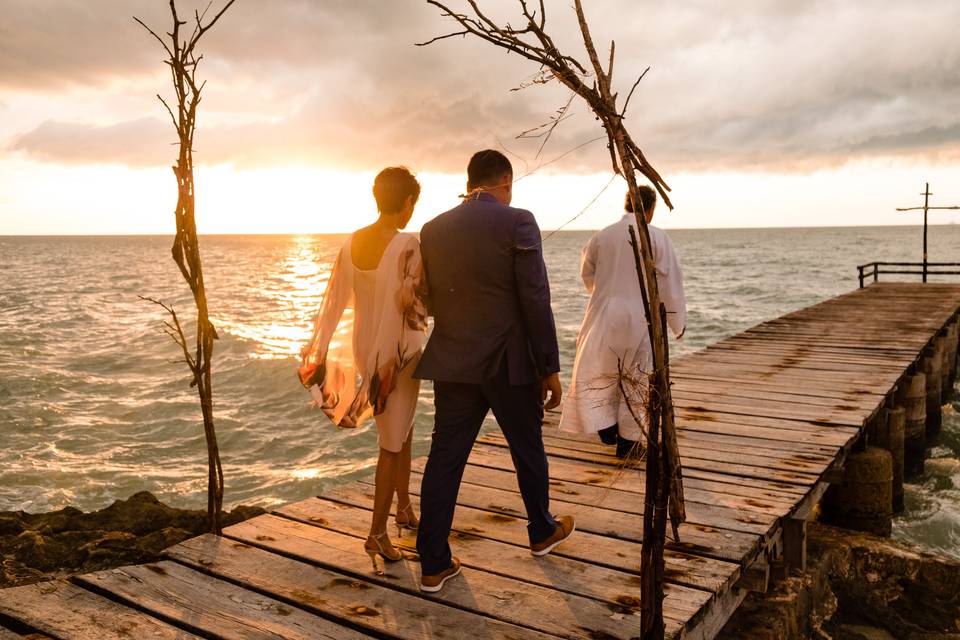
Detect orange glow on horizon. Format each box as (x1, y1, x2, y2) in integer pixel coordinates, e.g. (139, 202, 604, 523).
(2, 158, 960, 235)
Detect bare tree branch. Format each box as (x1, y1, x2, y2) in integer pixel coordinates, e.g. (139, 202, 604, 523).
(135, 0, 233, 536)
(515, 92, 576, 159)
(621, 66, 650, 118)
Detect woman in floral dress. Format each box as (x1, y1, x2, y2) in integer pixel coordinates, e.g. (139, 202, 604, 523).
(299, 167, 428, 570)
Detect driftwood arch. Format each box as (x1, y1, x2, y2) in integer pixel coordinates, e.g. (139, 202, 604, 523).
(418, 2, 686, 636)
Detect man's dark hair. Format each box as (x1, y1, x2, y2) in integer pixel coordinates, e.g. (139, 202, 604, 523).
(467, 149, 513, 190)
(373, 166, 421, 215)
(624, 185, 657, 215)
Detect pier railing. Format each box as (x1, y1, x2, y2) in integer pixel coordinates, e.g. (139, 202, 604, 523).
(858, 262, 960, 288)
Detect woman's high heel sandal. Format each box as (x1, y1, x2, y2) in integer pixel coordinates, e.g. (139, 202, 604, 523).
(364, 532, 402, 573)
(395, 501, 420, 537)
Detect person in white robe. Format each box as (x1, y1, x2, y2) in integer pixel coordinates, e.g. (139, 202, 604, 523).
(559, 185, 686, 457)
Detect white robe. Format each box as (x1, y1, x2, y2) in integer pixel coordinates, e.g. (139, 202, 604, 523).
(559, 214, 686, 440)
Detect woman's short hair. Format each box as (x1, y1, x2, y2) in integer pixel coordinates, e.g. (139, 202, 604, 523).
(467, 149, 513, 190)
(624, 185, 657, 215)
(373, 166, 421, 215)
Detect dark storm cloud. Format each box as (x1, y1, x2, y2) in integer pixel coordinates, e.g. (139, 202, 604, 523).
(5, 0, 960, 173)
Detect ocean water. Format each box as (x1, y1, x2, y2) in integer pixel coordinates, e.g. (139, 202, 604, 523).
(0, 225, 958, 558)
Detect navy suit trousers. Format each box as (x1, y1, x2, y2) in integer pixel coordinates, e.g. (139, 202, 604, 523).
(416, 367, 557, 575)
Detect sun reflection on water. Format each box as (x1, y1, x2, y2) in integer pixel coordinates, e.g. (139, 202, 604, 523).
(215, 235, 344, 360)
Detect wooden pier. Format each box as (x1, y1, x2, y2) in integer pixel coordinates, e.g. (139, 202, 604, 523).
(2, 283, 960, 639)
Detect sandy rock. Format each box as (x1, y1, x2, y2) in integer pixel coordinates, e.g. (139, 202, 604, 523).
(925, 458, 960, 477)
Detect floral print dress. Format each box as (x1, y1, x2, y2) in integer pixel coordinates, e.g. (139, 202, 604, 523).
(299, 232, 428, 451)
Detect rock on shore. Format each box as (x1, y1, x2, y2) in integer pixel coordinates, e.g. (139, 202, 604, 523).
(0, 491, 265, 588)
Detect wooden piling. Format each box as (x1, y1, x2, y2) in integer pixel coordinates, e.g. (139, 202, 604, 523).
(946, 319, 959, 387)
(876, 407, 906, 513)
(900, 373, 927, 476)
(937, 333, 951, 401)
(822, 447, 893, 537)
(921, 346, 942, 437)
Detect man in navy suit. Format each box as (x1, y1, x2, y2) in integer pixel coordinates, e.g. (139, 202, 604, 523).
(414, 149, 575, 593)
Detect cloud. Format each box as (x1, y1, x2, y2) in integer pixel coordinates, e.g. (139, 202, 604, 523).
(10, 117, 170, 166)
(4, 0, 960, 175)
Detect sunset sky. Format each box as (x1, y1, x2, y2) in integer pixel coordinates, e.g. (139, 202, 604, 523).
(2, 0, 960, 235)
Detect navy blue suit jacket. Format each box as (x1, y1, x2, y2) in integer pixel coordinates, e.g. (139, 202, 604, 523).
(414, 193, 561, 386)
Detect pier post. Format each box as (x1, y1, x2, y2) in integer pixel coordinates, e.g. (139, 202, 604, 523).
(822, 446, 893, 537)
(947, 319, 959, 385)
(936, 333, 951, 402)
(921, 344, 943, 437)
(899, 373, 927, 476)
(875, 407, 906, 513)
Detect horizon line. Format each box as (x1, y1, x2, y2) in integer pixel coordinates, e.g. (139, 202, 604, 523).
(0, 221, 957, 238)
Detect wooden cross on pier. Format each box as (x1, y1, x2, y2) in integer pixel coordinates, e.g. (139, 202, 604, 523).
(896, 182, 960, 283)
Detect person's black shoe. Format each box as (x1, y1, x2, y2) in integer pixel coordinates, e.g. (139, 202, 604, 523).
(597, 424, 618, 445)
(616, 436, 641, 459)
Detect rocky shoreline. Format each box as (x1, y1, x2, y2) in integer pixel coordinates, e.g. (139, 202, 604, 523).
(0, 491, 265, 589)
(719, 522, 960, 640)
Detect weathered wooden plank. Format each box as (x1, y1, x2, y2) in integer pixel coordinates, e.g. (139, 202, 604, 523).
(676, 423, 846, 453)
(546, 411, 858, 451)
(268, 497, 739, 596)
(670, 382, 880, 412)
(676, 396, 870, 427)
(397, 467, 779, 537)
(449, 456, 790, 519)
(739, 323, 933, 339)
(224, 512, 714, 622)
(0, 580, 200, 640)
(284, 487, 752, 581)
(467, 446, 802, 506)
(777, 307, 957, 322)
(678, 350, 904, 375)
(727, 331, 930, 351)
(512, 439, 812, 496)
(676, 415, 856, 449)
(719, 334, 919, 355)
(712, 341, 919, 361)
(422, 471, 773, 537)
(744, 322, 942, 342)
(685, 581, 750, 640)
(544, 424, 838, 460)
(75, 562, 363, 640)
(701, 343, 912, 367)
(323, 480, 760, 564)
(674, 359, 895, 384)
(671, 377, 884, 406)
(530, 433, 830, 476)
(480, 436, 823, 487)
(167, 532, 577, 640)
(678, 402, 866, 428)
(674, 407, 862, 438)
(675, 371, 898, 398)
(670, 369, 890, 397)
(679, 434, 833, 462)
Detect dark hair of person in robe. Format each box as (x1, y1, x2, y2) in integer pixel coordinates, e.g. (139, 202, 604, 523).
(373, 167, 421, 215)
(467, 149, 513, 190)
(624, 185, 657, 215)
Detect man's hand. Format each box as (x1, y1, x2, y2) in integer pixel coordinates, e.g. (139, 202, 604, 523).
(541, 372, 562, 411)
